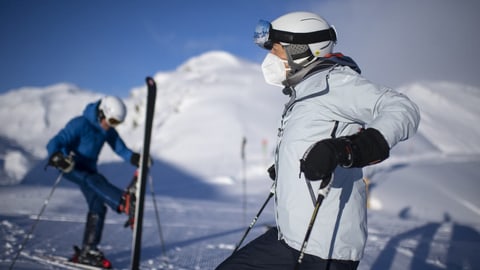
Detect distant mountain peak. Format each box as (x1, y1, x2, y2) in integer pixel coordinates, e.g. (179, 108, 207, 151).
(177, 50, 243, 73)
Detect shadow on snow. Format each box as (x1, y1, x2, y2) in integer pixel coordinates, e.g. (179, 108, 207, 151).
(19, 157, 227, 201)
(371, 211, 480, 270)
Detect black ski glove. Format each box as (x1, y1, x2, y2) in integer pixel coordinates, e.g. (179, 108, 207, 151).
(48, 152, 74, 173)
(267, 164, 276, 181)
(130, 152, 153, 167)
(300, 128, 390, 181)
(130, 153, 141, 167)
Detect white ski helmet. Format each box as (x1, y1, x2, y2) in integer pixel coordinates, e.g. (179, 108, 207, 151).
(99, 96, 126, 126)
(254, 11, 337, 69)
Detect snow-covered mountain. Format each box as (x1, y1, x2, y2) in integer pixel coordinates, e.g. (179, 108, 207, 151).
(1, 51, 479, 269)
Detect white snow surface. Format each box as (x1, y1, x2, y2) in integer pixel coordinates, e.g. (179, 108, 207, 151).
(0, 51, 479, 269)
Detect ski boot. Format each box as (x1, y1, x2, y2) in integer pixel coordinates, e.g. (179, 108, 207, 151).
(70, 245, 112, 269)
(118, 170, 138, 229)
(70, 212, 112, 268)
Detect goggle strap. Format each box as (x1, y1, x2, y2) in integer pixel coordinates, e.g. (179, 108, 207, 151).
(270, 27, 337, 45)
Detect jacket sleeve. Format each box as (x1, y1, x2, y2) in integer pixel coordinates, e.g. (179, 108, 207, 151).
(329, 68, 420, 148)
(46, 118, 81, 157)
(367, 88, 420, 148)
(106, 129, 134, 162)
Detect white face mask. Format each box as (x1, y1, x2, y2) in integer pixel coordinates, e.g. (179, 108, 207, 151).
(261, 53, 290, 87)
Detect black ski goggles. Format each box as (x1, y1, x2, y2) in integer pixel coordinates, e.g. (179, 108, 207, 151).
(99, 110, 123, 127)
(253, 19, 337, 50)
(106, 117, 122, 127)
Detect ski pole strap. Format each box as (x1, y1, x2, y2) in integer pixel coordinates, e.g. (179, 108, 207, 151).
(304, 172, 333, 206)
(305, 179, 316, 206)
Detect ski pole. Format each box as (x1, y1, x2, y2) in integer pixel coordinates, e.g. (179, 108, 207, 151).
(9, 172, 64, 270)
(241, 137, 247, 226)
(232, 183, 275, 254)
(295, 174, 333, 270)
(148, 174, 167, 256)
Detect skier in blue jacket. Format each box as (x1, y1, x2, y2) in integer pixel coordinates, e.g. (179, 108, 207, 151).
(46, 96, 141, 268)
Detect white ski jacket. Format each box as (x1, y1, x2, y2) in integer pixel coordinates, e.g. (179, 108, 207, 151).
(274, 62, 420, 261)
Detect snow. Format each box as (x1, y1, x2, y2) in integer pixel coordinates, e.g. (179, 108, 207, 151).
(400, 81, 480, 154)
(1, 50, 480, 269)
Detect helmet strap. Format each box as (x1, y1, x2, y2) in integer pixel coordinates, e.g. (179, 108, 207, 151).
(284, 45, 316, 75)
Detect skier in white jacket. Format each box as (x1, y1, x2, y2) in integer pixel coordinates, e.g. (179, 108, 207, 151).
(216, 11, 420, 270)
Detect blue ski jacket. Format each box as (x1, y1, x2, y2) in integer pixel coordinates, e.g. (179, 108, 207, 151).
(47, 100, 134, 173)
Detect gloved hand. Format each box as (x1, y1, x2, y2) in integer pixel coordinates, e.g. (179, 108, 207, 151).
(267, 164, 276, 181)
(130, 153, 153, 167)
(300, 138, 350, 181)
(48, 152, 75, 173)
(300, 128, 390, 181)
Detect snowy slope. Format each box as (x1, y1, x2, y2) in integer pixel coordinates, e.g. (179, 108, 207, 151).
(400, 81, 480, 154)
(1, 51, 480, 269)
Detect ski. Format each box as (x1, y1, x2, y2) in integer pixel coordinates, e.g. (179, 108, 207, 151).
(123, 170, 138, 229)
(130, 77, 157, 270)
(21, 251, 105, 270)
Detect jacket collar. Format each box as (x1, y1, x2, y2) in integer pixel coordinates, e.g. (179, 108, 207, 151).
(282, 53, 361, 94)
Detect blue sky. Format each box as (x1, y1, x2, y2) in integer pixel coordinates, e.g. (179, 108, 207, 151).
(1, 0, 479, 97)
(0, 0, 319, 96)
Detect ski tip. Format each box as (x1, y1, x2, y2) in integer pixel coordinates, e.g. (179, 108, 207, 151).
(146, 76, 155, 86)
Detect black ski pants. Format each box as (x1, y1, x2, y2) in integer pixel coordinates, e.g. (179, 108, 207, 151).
(215, 227, 359, 270)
